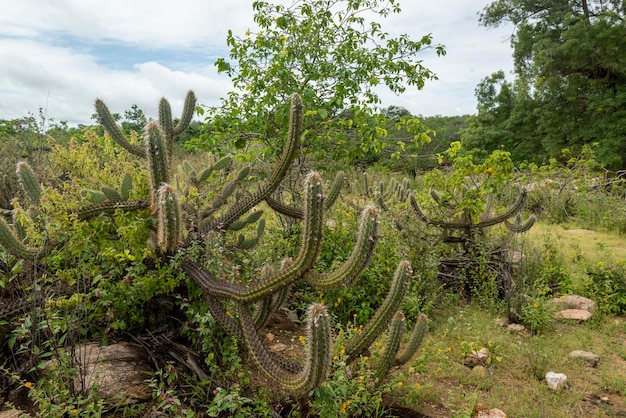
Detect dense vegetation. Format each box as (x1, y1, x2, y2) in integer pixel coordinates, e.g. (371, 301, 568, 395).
(1, 0, 625, 417)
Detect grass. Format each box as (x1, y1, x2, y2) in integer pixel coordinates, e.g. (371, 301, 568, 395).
(394, 305, 626, 417)
(377, 219, 626, 417)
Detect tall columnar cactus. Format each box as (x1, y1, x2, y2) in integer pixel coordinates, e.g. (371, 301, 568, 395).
(16, 161, 42, 206)
(0, 216, 43, 260)
(157, 184, 182, 252)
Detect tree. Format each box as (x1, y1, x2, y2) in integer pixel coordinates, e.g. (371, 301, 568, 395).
(196, 0, 444, 162)
(468, 0, 626, 169)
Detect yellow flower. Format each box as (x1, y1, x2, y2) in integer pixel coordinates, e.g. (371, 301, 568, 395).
(408, 366, 415, 374)
(340, 348, 345, 355)
(398, 381, 403, 387)
(24, 381, 32, 388)
(447, 347, 452, 352)
(346, 400, 351, 405)
(415, 383, 421, 389)
(298, 335, 306, 345)
(359, 375, 364, 381)
(437, 348, 442, 353)
(72, 409, 78, 414)
(333, 355, 339, 361)
(363, 356, 369, 361)
(340, 407, 346, 414)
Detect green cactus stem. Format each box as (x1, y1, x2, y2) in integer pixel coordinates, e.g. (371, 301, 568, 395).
(198, 93, 302, 235)
(411, 189, 529, 230)
(16, 162, 41, 205)
(184, 171, 324, 303)
(120, 173, 133, 201)
(95, 99, 146, 158)
(238, 302, 331, 394)
(265, 171, 345, 220)
(172, 91, 196, 136)
(0, 217, 43, 260)
(395, 313, 428, 366)
(75, 200, 150, 220)
(305, 206, 379, 289)
(373, 311, 405, 382)
(345, 260, 412, 363)
(505, 213, 536, 233)
(145, 121, 170, 210)
(158, 98, 174, 166)
(157, 184, 182, 252)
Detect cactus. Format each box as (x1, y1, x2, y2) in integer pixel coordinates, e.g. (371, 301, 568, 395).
(16, 162, 41, 205)
(0, 217, 43, 260)
(156, 184, 182, 252)
(305, 206, 379, 289)
(373, 311, 405, 382)
(345, 260, 412, 363)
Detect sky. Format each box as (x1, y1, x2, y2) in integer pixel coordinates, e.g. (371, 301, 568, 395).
(0, 0, 515, 127)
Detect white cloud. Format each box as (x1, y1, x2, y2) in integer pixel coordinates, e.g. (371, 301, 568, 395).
(0, 0, 515, 124)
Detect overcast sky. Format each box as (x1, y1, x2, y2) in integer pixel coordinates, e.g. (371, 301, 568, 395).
(0, 1, 514, 127)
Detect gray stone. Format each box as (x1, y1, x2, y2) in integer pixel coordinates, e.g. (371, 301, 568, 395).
(545, 371, 568, 390)
(553, 295, 596, 312)
(507, 323, 528, 333)
(569, 350, 600, 367)
(474, 408, 507, 418)
(47, 342, 152, 405)
(554, 309, 592, 321)
(0, 410, 30, 418)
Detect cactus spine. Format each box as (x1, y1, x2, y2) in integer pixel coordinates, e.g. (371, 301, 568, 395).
(156, 184, 182, 252)
(0, 217, 43, 260)
(16, 162, 41, 205)
(345, 260, 412, 363)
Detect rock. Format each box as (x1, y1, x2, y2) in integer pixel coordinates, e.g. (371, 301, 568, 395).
(269, 343, 288, 352)
(0, 410, 30, 418)
(463, 347, 489, 368)
(474, 408, 507, 418)
(506, 323, 528, 333)
(553, 295, 596, 312)
(47, 342, 152, 404)
(494, 317, 509, 327)
(569, 350, 600, 367)
(545, 371, 568, 390)
(554, 309, 592, 321)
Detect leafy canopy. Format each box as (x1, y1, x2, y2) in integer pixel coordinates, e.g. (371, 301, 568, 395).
(462, 0, 626, 169)
(193, 0, 445, 161)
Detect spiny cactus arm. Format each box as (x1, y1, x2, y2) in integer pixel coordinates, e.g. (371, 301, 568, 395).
(157, 184, 182, 252)
(373, 311, 405, 382)
(265, 196, 304, 219)
(324, 170, 345, 210)
(238, 302, 331, 394)
(74, 200, 150, 220)
(305, 206, 379, 289)
(264, 170, 345, 220)
(182, 259, 247, 300)
(172, 91, 196, 136)
(16, 162, 41, 205)
(0, 217, 44, 260)
(120, 174, 133, 201)
(253, 278, 292, 329)
(345, 260, 412, 363)
(186, 172, 324, 303)
(505, 213, 536, 233)
(236, 218, 265, 250)
(409, 193, 469, 229)
(145, 122, 170, 209)
(95, 99, 146, 158)
(198, 94, 302, 235)
(158, 98, 174, 167)
(394, 313, 428, 366)
(475, 188, 528, 229)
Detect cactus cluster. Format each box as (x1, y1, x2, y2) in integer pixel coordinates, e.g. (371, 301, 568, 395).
(0, 92, 430, 398)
